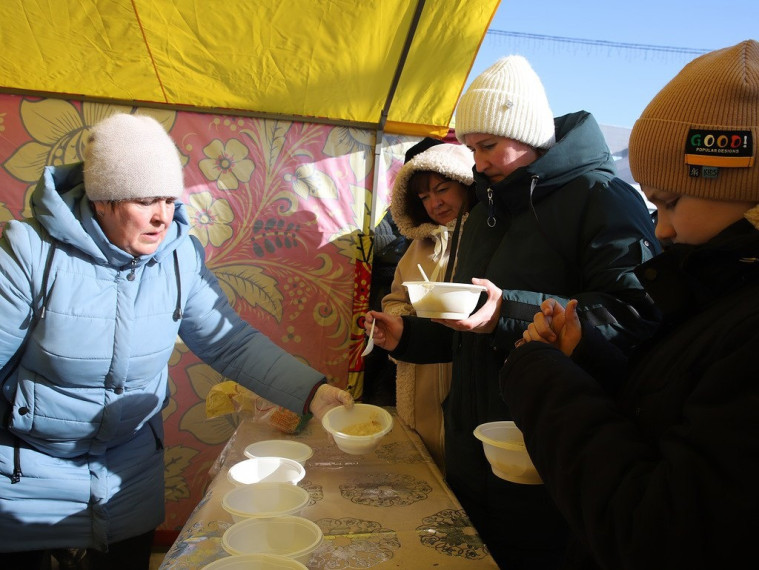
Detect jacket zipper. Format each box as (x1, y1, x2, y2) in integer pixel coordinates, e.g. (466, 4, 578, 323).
(487, 188, 496, 227)
(127, 258, 137, 281)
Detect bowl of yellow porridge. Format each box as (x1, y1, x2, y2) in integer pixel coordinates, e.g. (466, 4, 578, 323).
(321, 403, 393, 455)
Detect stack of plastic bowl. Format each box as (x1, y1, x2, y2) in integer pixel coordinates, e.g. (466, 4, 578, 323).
(216, 439, 320, 567)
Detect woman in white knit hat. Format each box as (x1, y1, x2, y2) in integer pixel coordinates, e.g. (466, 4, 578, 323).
(367, 55, 661, 568)
(501, 39, 759, 569)
(0, 113, 352, 570)
(376, 137, 475, 472)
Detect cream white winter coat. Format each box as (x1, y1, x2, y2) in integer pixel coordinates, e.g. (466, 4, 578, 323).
(383, 142, 473, 471)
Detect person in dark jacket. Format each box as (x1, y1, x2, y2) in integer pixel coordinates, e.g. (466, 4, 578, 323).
(361, 209, 408, 407)
(366, 55, 660, 568)
(501, 39, 759, 570)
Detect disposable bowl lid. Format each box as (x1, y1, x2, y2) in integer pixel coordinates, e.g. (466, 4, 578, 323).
(402, 281, 487, 291)
(202, 553, 308, 569)
(222, 481, 310, 517)
(244, 440, 313, 463)
(474, 421, 528, 450)
(222, 515, 323, 558)
(227, 456, 306, 485)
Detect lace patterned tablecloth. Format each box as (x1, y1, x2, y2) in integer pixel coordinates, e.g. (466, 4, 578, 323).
(160, 408, 498, 569)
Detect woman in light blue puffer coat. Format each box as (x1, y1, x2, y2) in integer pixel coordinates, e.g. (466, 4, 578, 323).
(0, 113, 352, 570)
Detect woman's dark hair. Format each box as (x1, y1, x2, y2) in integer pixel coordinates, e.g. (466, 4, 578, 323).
(407, 171, 438, 225)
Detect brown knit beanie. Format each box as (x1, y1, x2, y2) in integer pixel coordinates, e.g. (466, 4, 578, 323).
(629, 40, 759, 201)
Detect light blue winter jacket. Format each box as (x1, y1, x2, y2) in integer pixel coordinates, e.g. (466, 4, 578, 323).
(0, 163, 325, 552)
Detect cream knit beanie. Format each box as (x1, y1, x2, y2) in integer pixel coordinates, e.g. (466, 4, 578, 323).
(629, 40, 759, 202)
(455, 55, 556, 149)
(84, 113, 184, 201)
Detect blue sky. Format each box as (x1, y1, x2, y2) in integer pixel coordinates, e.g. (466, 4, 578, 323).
(467, 0, 759, 128)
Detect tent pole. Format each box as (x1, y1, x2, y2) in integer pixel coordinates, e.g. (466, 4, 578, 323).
(369, 0, 426, 231)
(370, 128, 384, 232)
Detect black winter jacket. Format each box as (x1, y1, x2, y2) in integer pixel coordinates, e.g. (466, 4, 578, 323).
(392, 111, 661, 567)
(500, 218, 759, 569)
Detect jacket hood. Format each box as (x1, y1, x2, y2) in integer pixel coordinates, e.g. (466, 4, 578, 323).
(31, 162, 190, 267)
(390, 143, 474, 241)
(472, 111, 616, 215)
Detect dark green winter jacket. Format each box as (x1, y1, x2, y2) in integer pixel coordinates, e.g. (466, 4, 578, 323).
(392, 111, 661, 566)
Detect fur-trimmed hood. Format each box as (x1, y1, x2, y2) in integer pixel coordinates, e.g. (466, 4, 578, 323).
(390, 143, 474, 241)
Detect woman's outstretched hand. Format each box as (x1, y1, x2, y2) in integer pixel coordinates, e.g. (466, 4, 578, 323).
(309, 384, 354, 420)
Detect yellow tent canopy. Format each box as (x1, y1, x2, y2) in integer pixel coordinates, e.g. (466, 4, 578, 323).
(0, 0, 499, 138)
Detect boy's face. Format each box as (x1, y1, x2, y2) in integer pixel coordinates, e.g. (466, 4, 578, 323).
(643, 186, 755, 245)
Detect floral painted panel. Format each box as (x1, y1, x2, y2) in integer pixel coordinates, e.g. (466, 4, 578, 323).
(0, 94, 412, 533)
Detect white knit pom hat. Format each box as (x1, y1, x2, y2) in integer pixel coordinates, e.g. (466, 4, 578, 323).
(84, 113, 184, 201)
(455, 55, 556, 149)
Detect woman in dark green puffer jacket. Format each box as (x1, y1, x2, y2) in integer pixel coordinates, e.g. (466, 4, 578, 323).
(367, 56, 660, 569)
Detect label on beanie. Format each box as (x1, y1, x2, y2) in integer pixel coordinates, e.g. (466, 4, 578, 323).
(685, 129, 754, 168)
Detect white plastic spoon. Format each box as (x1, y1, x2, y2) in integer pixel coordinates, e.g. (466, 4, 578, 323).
(361, 319, 376, 357)
(417, 263, 434, 292)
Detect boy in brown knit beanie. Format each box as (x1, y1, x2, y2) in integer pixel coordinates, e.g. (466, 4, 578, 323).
(501, 40, 759, 569)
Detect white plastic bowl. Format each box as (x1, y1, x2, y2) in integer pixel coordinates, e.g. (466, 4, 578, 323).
(222, 481, 311, 522)
(403, 281, 486, 319)
(222, 515, 323, 563)
(321, 403, 393, 455)
(473, 421, 542, 485)
(244, 440, 313, 465)
(227, 457, 306, 486)
(202, 553, 308, 569)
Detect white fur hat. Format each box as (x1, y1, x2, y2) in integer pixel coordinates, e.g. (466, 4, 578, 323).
(455, 55, 556, 149)
(84, 113, 184, 201)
